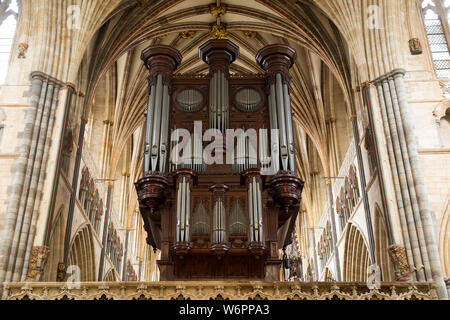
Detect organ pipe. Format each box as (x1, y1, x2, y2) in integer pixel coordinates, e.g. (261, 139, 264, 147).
(256, 44, 297, 173)
(210, 184, 229, 245)
(243, 171, 264, 244)
(199, 40, 239, 133)
(141, 45, 182, 174)
(174, 171, 197, 243)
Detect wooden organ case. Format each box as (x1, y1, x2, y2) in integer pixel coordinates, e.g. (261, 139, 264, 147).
(135, 40, 304, 281)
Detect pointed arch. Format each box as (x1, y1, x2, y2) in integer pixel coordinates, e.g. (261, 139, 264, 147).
(67, 225, 96, 282)
(374, 204, 395, 282)
(104, 268, 119, 282)
(324, 268, 335, 282)
(343, 224, 370, 282)
(42, 206, 66, 282)
(438, 197, 450, 276)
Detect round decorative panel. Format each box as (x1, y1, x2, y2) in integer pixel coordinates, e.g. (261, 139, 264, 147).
(235, 88, 262, 112)
(176, 88, 204, 111)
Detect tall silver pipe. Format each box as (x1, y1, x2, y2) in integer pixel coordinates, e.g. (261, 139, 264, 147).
(144, 84, 156, 174)
(269, 85, 280, 172)
(275, 74, 289, 170)
(256, 179, 263, 242)
(252, 178, 259, 242)
(283, 83, 295, 171)
(180, 177, 187, 242)
(176, 180, 182, 242)
(159, 85, 170, 173)
(185, 181, 191, 242)
(248, 181, 254, 242)
(151, 75, 163, 172)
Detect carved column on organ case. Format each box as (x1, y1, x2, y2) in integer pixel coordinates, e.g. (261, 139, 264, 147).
(210, 183, 230, 259)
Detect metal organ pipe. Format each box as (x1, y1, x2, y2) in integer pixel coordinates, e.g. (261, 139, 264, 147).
(144, 83, 156, 174)
(245, 175, 263, 244)
(275, 74, 289, 171)
(283, 83, 295, 171)
(159, 84, 170, 173)
(257, 44, 297, 174)
(151, 75, 164, 172)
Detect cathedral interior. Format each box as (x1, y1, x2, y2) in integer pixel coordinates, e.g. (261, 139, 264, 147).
(0, 0, 449, 300)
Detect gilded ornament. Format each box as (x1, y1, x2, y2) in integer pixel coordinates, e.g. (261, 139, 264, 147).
(210, 23, 228, 39)
(180, 31, 196, 39)
(242, 31, 257, 39)
(209, 4, 228, 18)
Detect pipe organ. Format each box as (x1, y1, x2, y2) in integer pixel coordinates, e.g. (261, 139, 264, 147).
(136, 40, 304, 281)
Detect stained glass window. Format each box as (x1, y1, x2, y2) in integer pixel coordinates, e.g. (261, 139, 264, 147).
(423, 0, 450, 78)
(0, 0, 18, 85)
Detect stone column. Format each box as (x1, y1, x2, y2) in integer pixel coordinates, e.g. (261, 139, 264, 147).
(0, 71, 64, 287)
(392, 69, 448, 299)
(327, 182, 342, 282)
(98, 184, 114, 281)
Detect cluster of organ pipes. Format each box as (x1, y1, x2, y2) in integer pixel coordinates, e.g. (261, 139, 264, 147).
(144, 74, 171, 174)
(137, 41, 301, 276)
(212, 198, 227, 244)
(231, 126, 259, 174)
(268, 73, 296, 172)
(247, 176, 264, 243)
(176, 175, 191, 243)
(170, 127, 206, 174)
(209, 70, 230, 133)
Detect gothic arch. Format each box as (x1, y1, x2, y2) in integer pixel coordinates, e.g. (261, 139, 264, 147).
(67, 224, 96, 282)
(343, 224, 371, 282)
(42, 206, 66, 282)
(438, 197, 450, 277)
(104, 268, 119, 282)
(373, 204, 395, 282)
(324, 268, 335, 282)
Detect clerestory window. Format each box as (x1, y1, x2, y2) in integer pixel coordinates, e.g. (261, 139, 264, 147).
(422, 0, 450, 78)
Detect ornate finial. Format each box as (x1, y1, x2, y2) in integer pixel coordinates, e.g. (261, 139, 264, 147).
(180, 31, 196, 39)
(209, 4, 228, 18)
(210, 23, 228, 39)
(242, 31, 257, 39)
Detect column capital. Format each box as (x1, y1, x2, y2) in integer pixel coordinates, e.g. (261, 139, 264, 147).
(256, 44, 297, 85)
(141, 45, 183, 86)
(199, 39, 239, 72)
(30, 71, 65, 88)
(173, 168, 198, 186)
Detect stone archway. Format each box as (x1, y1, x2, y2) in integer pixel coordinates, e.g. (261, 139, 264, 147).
(374, 204, 395, 282)
(67, 225, 96, 282)
(343, 224, 371, 282)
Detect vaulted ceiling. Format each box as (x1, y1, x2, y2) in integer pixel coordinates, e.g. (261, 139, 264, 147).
(81, 0, 356, 182)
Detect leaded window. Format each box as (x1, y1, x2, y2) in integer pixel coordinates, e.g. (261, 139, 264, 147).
(422, 0, 450, 78)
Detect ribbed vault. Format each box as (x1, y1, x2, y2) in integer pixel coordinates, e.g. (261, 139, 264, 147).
(79, 0, 356, 186)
